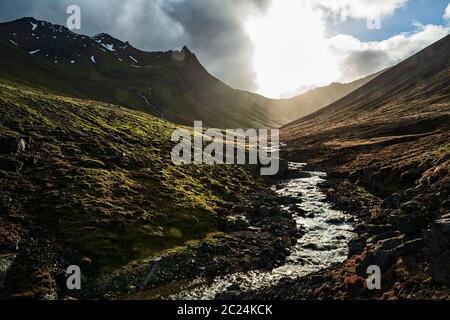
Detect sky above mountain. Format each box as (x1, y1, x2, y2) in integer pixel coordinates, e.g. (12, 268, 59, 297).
(0, 0, 449, 98)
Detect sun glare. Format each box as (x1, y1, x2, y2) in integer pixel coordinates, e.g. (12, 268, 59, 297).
(246, 0, 339, 98)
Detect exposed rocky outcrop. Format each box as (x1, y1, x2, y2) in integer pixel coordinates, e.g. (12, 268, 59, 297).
(424, 214, 450, 286)
(0, 137, 27, 154)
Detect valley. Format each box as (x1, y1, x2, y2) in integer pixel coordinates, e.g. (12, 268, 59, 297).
(0, 16, 449, 301)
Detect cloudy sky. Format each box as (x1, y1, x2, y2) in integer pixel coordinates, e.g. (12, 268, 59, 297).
(0, 0, 449, 98)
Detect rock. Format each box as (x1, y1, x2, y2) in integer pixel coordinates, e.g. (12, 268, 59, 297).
(19, 154, 40, 166)
(442, 199, 450, 210)
(0, 254, 17, 289)
(110, 151, 126, 164)
(275, 160, 289, 178)
(424, 216, 450, 286)
(0, 137, 27, 154)
(400, 169, 421, 186)
(279, 196, 297, 205)
(306, 213, 315, 219)
(256, 206, 271, 217)
(224, 215, 251, 231)
(392, 212, 429, 236)
(348, 237, 365, 256)
(278, 236, 293, 249)
(339, 196, 352, 206)
(296, 171, 312, 179)
(366, 230, 398, 245)
(355, 224, 394, 236)
(80, 257, 92, 268)
(348, 170, 360, 183)
(380, 193, 404, 209)
(373, 235, 405, 252)
(326, 217, 345, 224)
(400, 200, 422, 214)
(0, 155, 24, 172)
(289, 205, 307, 216)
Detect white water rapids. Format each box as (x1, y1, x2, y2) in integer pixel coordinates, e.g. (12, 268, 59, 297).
(170, 163, 355, 300)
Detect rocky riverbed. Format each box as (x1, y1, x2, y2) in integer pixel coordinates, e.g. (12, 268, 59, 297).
(238, 163, 450, 300)
(165, 163, 355, 300)
(86, 163, 356, 300)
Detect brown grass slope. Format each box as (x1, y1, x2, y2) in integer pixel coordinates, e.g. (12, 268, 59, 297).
(283, 34, 449, 181)
(272, 70, 384, 121)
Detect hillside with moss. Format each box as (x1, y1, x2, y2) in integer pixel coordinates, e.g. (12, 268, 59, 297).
(0, 80, 262, 298)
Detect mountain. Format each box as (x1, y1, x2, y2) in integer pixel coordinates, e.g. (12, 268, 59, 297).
(0, 17, 288, 128)
(272, 71, 385, 121)
(283, 34, 449, 179)
(282, 34, 449, 194)
(0, 17, 381, 129)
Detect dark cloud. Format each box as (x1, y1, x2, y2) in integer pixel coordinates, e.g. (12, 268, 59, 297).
(0, 0, 269, 91)
(338, 49, 392, 82)
(162, 0, 269, 90)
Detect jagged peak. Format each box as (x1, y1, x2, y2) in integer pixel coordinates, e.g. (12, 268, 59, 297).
(14, 17, 38, 23)
(181, 45, 192, 53)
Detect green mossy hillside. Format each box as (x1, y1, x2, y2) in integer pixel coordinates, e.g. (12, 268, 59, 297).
(0, 82, 259, 270)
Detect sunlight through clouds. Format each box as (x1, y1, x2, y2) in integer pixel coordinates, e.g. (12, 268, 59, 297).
(246, 0, 339, 98)
(246, 0, 449, 98)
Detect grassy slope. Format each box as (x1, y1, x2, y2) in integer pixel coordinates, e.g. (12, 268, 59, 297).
(0, 80, 260, 281)
(282, 35, 450, 191)
(272, 70, 385, 122)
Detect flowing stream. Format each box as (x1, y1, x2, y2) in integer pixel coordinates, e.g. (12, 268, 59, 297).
(170, 163, 355, 299)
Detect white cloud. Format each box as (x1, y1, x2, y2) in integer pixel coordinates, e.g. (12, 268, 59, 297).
(249, 0, 449, 98)
(247, 0, 339, 98)
(329, 23, 450, 82)
(444, 3, 450, 21)
(310, 0, 409, 21)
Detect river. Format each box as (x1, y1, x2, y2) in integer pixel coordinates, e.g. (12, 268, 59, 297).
(169, 163, 355, 299)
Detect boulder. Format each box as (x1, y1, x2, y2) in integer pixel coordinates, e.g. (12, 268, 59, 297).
(380, 193, 404, 209)
(400, 169, 421, 186)
(441, 199, 450, 210)
(424, 215, 450, 286)
(392, 212, 429, 236)
(0, 155, 24, 172)
(373, 235, 405, 252)
(275, 160, 289, 178)
(400, 200, 422, 214)
(0, 254, 17, 290)
(256, 206, 271, 217)
(0, 137, 27, 154)
(279, 196, 297, 205)
(110, 151, 126, 164)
